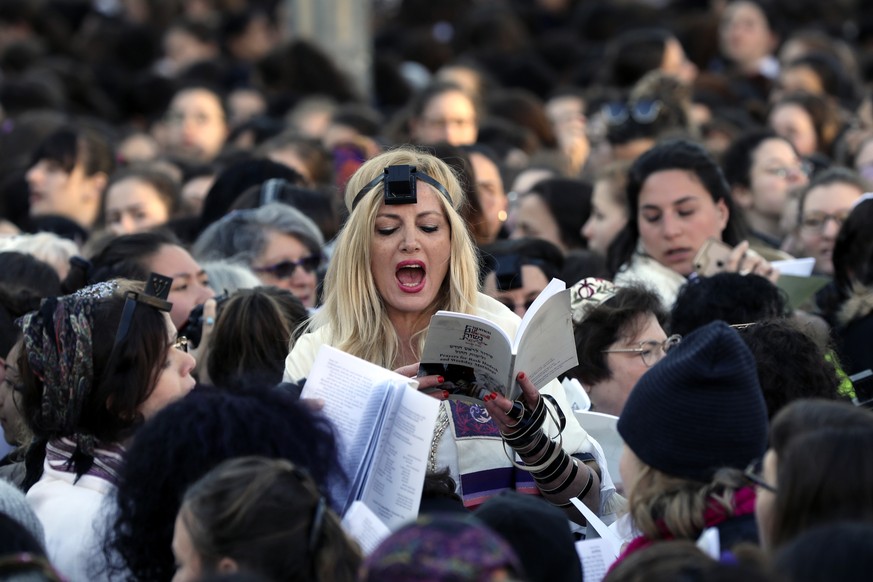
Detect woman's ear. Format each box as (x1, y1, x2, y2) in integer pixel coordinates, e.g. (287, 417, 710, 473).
(217, 557, 239, 574)
(715, 197, 730, 232)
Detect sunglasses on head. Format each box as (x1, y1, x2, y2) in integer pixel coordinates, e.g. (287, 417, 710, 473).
(601, 99, 663, 126)
(253, 255, 321, 280)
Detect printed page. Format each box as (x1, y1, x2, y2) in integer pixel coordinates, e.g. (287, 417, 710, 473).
(347, 384, 403, 512)
(341, 501, 391, 556)
(513, 282, 578, 389)
(301, 346, 416, 508)
(570, 498, 623, 557)
(360, 386, 440, 530)
(574, 538, 615, 582)
(420, 312, 515, 401)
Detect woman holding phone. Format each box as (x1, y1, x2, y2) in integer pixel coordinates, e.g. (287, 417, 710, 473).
(607, 139, 778, 308)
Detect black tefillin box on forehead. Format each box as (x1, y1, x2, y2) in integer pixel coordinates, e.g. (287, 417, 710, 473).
(352, 164, 452, 209)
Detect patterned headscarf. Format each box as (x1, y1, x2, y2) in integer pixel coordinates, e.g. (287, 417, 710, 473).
(364, 514, 523, 582)
(569, 277, 618, 325)
(17, 281, 118, 454)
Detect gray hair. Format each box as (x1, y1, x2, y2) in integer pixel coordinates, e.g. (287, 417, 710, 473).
(192, 203, 324, 266)
(201, 260, 262, 295)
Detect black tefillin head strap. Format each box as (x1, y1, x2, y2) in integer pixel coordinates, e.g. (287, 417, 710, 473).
(112, 272, 174, 354)
(351, 164, 452, 210)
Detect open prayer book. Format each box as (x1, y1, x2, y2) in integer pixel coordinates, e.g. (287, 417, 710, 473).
(301, 345, 440, 530)
(419, 278, 578, 403)
(572, 498, 623, 582)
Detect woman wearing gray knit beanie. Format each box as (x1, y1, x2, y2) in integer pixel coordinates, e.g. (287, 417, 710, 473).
(611, 320, 769, 567)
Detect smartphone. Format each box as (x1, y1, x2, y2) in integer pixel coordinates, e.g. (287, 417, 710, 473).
(693, 238, 734, 277)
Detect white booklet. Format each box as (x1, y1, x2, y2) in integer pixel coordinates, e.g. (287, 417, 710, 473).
(571, 498, 622, 582)
(419, 278, 578, 402)
(301, 345, 440, 530)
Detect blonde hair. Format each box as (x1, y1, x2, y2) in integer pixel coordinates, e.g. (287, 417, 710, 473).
(627, 463, 746, 541)
(311, 146, 479, 368)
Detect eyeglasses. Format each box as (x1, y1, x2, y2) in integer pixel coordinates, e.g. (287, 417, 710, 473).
(762, 162, 811, 180)
(602, 334, 682, 367)
(174, 336, 189, 353)
(253, 255, 321, 280)
(601, 99, 663, 126)
(744, 458, 777, 493)
(800, 211, 850, 232)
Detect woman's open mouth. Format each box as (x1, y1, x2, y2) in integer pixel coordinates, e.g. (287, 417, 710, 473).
(396, 261, 426, 293)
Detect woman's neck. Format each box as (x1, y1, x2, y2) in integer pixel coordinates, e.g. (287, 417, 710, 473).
(388, 309, 436, 368)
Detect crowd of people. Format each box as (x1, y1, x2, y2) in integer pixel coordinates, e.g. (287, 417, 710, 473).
(0, 0, 873, 580)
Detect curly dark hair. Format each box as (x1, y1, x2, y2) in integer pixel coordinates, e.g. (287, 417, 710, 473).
(103, 385, 342, 582)
(736, 319, 841, 419)
(670, 273, 788, 336)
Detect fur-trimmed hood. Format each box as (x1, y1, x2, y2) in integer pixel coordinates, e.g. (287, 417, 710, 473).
(838, 283, 873, 326)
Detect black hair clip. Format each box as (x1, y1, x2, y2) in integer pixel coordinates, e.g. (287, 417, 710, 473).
(351, 164, 452, 209)
(112, 273, 174, 354)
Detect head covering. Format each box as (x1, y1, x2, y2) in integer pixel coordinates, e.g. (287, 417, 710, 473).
(0, 479, 44, 546)
(570, 277, 618, 324)
(363, 514, 523, 582)
(17, 281, 118, 450)
(476, 491, 582, 582)
(617, 320, 768, 482)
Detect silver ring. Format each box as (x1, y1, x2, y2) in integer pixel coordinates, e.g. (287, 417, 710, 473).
(205, 316, 215, 326)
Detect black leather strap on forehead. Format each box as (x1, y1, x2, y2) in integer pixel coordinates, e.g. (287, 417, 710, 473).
(351, 164, 452, 210)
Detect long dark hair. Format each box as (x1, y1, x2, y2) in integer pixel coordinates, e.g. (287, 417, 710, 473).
(833, 198, 873, 299)
(771, 427, 873, 549)
(606, 139, 747, 276)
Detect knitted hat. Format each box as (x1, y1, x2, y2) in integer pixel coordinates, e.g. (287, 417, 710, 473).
(363, 514, 524, 582)
(617, 320, 768, 482)
(476, 491, 582, 582)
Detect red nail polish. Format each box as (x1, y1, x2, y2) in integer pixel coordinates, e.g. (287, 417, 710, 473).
(437, 376, 445, 384)
(484, 393, 492, 401)
(442, 391, 449, 399)
(491, 391, 499, 400)
(518, 372, 526, 381)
